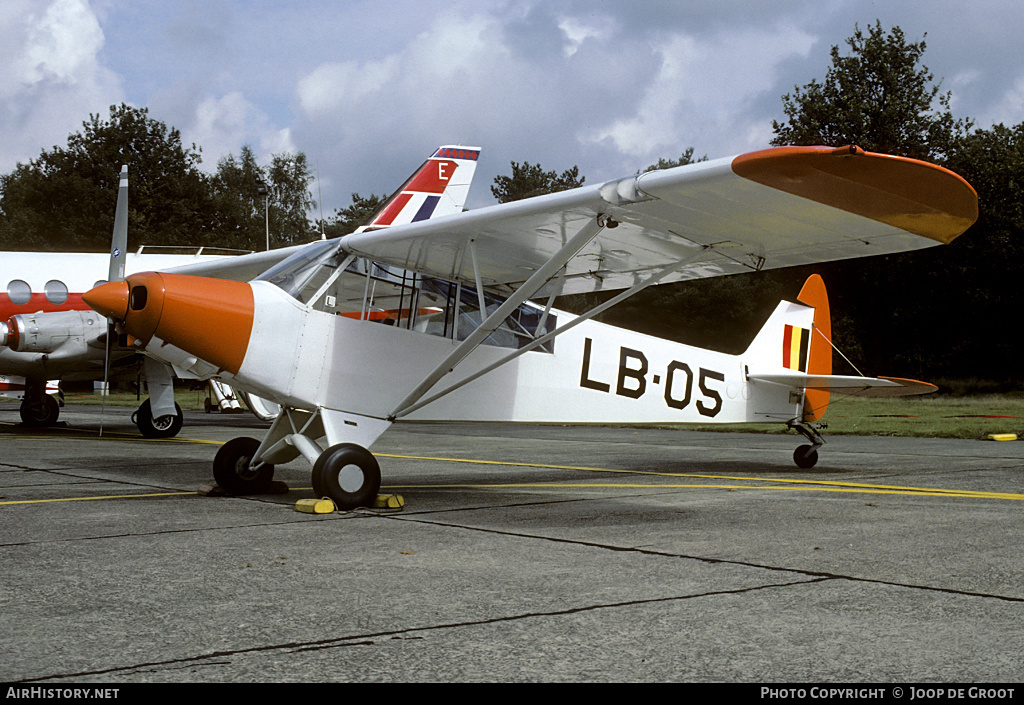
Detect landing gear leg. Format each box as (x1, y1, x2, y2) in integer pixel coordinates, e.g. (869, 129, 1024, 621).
(215, 406, 391, 507)
(789, 420, 825, 469)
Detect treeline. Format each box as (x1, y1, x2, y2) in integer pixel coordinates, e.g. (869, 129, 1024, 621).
(0, 104, 316, 253)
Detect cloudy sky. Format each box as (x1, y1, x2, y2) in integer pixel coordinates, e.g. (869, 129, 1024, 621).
(3, 0, 1023, 217)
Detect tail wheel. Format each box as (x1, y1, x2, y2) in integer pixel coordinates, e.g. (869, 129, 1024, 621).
(136, 399, 184, 438)
(312, 443, 381, 510)
(793, 444, 819, 469)
(214, 436, 274, 494)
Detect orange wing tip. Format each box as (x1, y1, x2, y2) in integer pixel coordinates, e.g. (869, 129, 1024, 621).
(731, 145, 978, 244)
(877, 376, 939, 396)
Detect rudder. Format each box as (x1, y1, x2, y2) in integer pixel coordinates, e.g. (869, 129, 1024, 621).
(796, 273, 832, 421)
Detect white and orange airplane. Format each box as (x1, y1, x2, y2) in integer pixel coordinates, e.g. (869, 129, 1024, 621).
(1, 147, 480, 434)
(85, 145, 978, 509)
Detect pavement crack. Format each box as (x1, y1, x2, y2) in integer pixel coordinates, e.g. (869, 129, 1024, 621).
(19, 577, 824, 681)
(379, 513, 1024, 604)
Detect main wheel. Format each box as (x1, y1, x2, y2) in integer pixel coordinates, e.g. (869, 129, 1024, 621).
(213, 436, 275, 494)
(20, 394, 60, 426)
(312, 443, 381, 510)
(793, 444, 819, 469)
(135, 399, 184, 438)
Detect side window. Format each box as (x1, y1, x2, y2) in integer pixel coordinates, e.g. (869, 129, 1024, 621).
(6, 280, 31, 305)
(44, 280, 69, 305)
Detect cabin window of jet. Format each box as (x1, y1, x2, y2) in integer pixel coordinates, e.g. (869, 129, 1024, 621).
(6, 280, 31, 305)
(44, 280, 68, 305)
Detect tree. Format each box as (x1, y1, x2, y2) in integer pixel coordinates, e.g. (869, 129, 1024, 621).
(764, 22, 1024, 385)
(208, 146, 266, 250)
(771, 21, 971, 161)
(266, 152, 316, 245)
(640, 147, 707, 173)
(491, 162, 585, 203)
(0, 104, 211, 251)
(209, 147, 316, 250)
(321, 193, 388, 238)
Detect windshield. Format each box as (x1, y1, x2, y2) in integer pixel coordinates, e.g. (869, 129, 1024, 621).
(254, 239, 345, 301)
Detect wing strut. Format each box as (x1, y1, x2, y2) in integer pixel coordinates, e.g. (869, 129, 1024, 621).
(391, 242, 718, 420)
(387, 216, 609, 420)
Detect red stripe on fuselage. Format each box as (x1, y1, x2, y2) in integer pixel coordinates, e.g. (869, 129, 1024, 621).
(0, 293, 88, 319)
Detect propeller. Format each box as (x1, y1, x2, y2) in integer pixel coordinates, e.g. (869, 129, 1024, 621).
(100, 164, 129, 436)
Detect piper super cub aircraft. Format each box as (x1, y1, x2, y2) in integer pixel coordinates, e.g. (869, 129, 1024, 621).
(85, 144, 978, 509)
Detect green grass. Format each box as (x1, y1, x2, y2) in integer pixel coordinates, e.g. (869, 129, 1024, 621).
(6, 391, 1023, 440)
(677, 393, 1024, 440)
(814, 394, 1024, 439)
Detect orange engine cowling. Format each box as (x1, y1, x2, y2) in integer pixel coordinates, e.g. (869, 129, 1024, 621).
(84, 272, 256, 376)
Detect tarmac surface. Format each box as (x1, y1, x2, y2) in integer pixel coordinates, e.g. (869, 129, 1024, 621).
(2, 400, 1023, 683)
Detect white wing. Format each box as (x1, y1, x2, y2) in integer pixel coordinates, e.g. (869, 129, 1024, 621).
(340, 145, 977, 297)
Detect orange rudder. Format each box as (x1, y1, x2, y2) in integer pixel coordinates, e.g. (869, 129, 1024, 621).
(796, 274, 832, 422)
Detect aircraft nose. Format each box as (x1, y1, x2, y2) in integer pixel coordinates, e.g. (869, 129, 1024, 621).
(85, 271, 256, 376)
(83, 280, 130, 320)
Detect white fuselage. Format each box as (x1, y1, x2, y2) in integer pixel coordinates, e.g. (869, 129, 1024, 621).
(202, 280, 807, 443)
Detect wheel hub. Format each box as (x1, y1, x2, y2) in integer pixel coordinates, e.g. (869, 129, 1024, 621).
(337, 464, 365, 492)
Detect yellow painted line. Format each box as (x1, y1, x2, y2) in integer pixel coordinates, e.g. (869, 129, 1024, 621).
(4, 438, 1018, 505)
(383, 483, 1021, 500)
(1, 491, 198, 506)
(0, 423, 226, 445)
(377, 453, 1024, 502)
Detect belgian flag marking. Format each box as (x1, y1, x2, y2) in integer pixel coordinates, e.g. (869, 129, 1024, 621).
(783, 325, 810, 372)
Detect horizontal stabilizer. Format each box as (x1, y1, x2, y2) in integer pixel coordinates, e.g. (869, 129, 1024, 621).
(748, 372, 937, 397)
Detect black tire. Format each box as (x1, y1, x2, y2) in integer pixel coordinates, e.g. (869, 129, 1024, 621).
(311, 443, 381, 510)
(20, 394, 60, 426)
(213, 437, 274, 494)
(135, 399, 184, 438)
(794, 444, 819, 469)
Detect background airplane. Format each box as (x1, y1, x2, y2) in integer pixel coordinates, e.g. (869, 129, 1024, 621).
(1, 146, 481, 434)
(0, 247, 248, 431)
(85, 144, 978, 508)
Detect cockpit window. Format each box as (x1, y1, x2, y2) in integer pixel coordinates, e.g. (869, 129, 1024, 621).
(6, 280, 31, 305)
(254, 243, 556, 354)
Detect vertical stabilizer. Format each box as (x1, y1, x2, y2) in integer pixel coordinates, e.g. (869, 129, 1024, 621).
(742, 275, 832, 422)
(357, 146, 480, 232)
